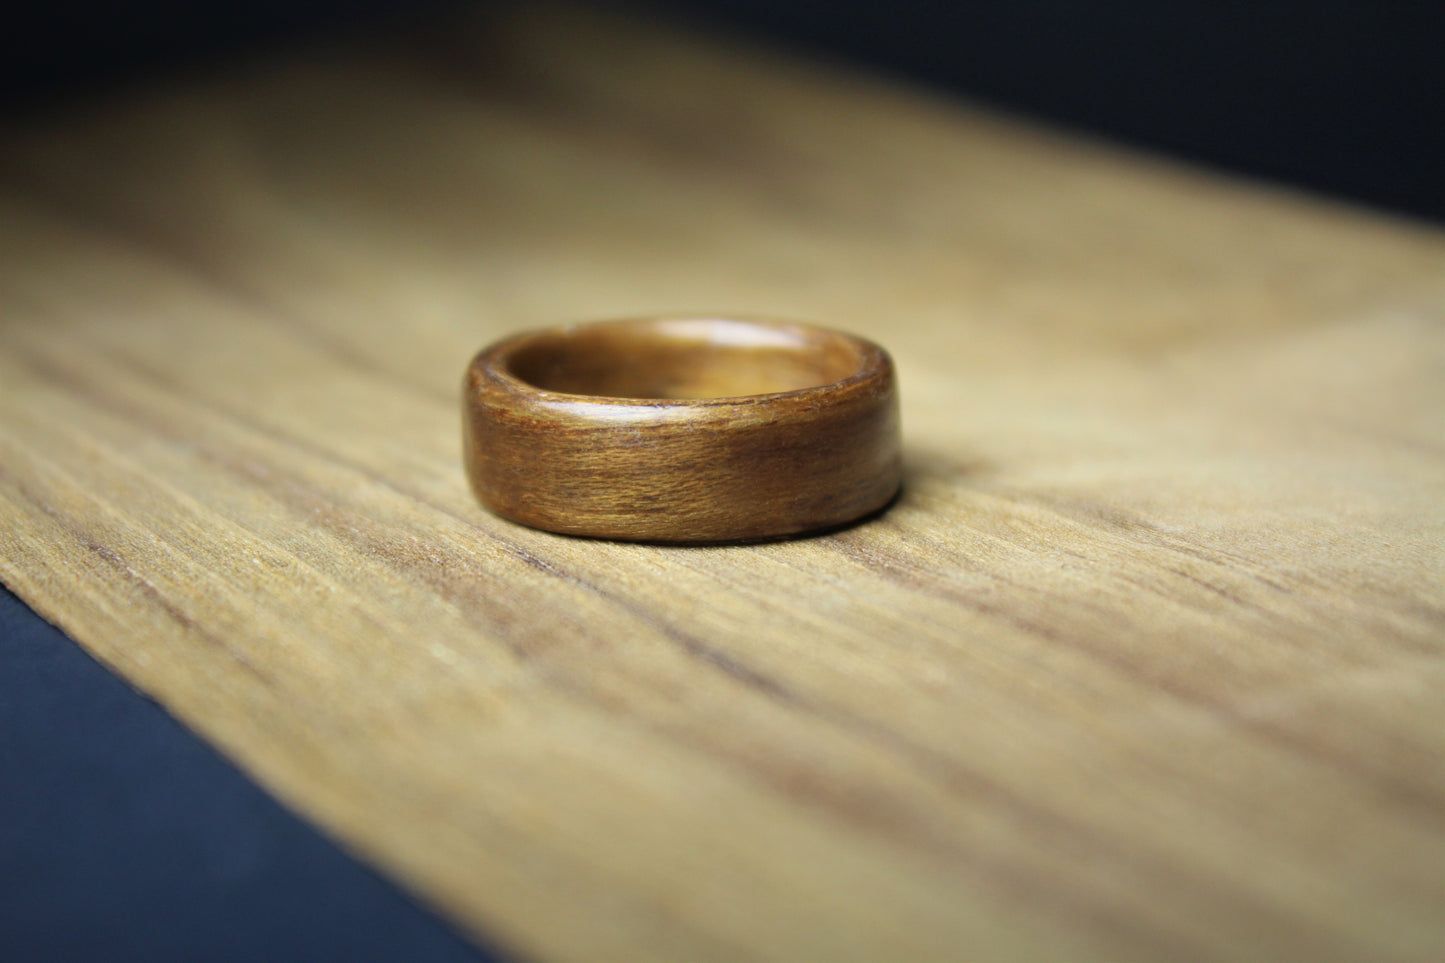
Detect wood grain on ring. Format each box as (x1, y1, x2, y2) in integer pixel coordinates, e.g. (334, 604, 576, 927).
(463, 318, 902, 541)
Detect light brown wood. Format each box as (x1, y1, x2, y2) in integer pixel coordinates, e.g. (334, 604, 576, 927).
(2, 5, 1445, 962)
(463, 316, 901, 541)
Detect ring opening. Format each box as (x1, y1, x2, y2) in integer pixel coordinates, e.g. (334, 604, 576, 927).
(504, 318, 868, 399)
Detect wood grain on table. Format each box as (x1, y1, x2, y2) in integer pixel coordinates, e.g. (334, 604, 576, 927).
(2, 5, 1443, 961)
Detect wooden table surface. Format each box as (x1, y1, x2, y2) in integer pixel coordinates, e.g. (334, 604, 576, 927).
(3, 5, 1443, 961)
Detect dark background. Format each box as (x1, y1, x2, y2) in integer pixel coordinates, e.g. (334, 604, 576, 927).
(3, 2, 1442, 961)
(4, 0, 1443, 223)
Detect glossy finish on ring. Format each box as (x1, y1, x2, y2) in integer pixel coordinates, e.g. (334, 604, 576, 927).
(462, 317, 901, 542)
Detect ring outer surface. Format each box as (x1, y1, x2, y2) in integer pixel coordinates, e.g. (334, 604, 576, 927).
(462, 318, 902, 543)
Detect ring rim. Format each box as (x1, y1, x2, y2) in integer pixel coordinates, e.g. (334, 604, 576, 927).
(462, 316, 902, 543)
(478, 317, 889, 409)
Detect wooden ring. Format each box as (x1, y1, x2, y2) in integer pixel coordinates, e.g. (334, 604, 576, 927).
(462, 317, 902, 542)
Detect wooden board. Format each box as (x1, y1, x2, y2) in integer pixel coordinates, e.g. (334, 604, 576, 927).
(3, 5, 1444, 961)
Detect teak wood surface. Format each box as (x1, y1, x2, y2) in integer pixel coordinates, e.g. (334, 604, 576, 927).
(3, 6, 1444, 962)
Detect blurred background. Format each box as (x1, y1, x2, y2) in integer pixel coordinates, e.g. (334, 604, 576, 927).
(2, 2, 1441, 962)
(3, 0, 1443, 222)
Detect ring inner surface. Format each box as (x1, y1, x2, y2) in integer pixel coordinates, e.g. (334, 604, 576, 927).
(504, 319, 866, 400)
